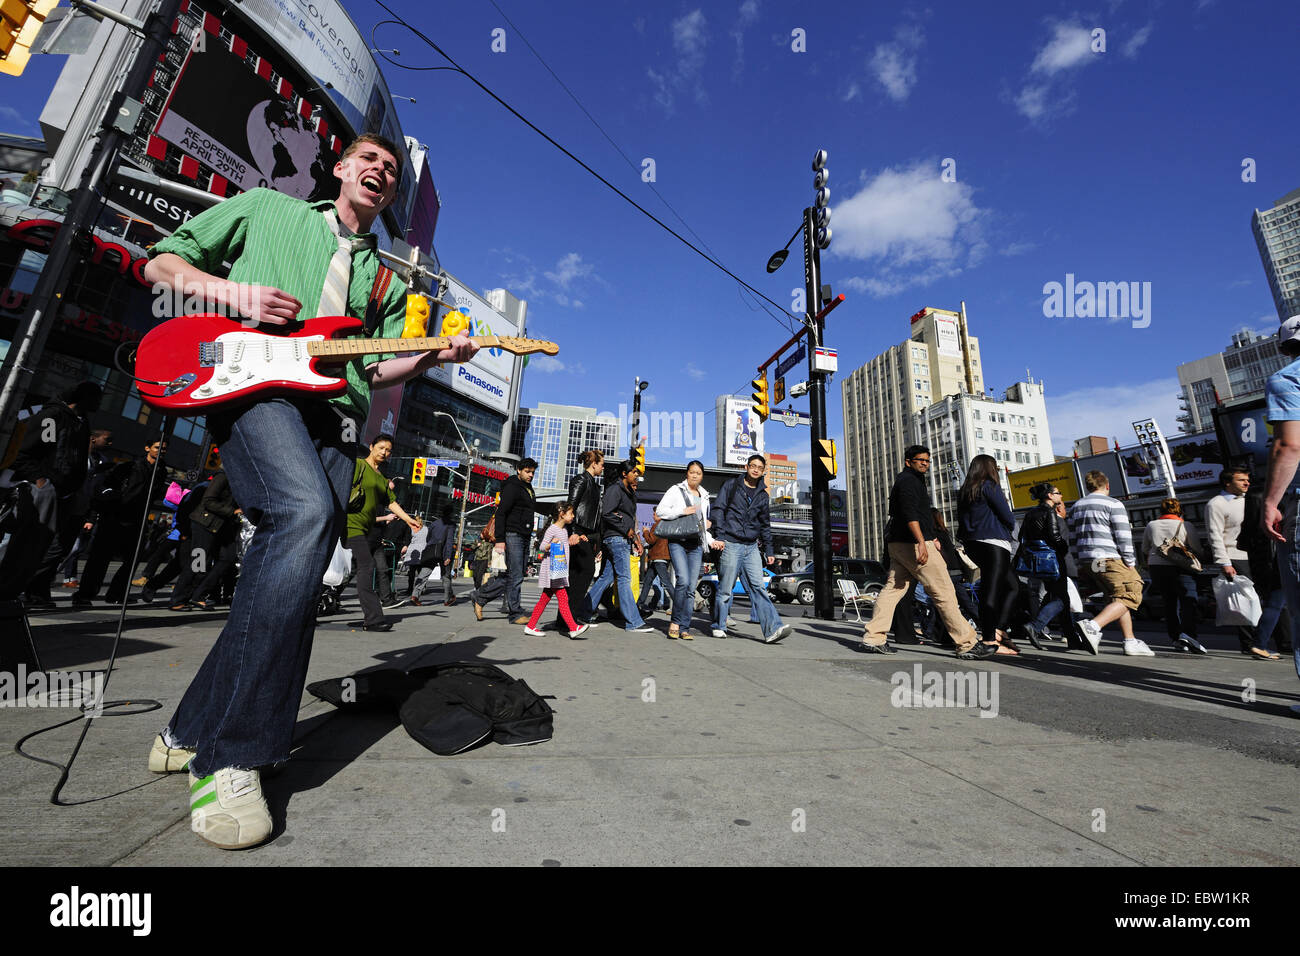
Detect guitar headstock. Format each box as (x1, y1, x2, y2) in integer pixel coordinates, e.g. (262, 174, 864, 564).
(495, 336, 560, 356)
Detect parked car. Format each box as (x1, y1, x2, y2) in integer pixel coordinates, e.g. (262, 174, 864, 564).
(696, 567, 773, 606)
(770, 558, 887, 606)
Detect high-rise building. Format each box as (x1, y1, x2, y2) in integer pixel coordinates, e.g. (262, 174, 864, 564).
(767, 452, 798, 498)
(841, 304, 984, 556)
(913, 381, 1053, 528)
(1253, 187, 1300, 322)
(512, 402, 620, 497)
(1176, 329, 1287, 434)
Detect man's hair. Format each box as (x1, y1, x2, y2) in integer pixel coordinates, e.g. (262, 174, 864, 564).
(90, 429, 112, 441)
(1084, 469, 1110, 492)
(370, 433, 395, 448)
(341, 134, 402, 184)
(518, 457, 539, 471)
(904, 444, 929, 461)
(60, 381, 102, 409)
(1220, 466, 1250, 487)
(746, 454, 766, 467)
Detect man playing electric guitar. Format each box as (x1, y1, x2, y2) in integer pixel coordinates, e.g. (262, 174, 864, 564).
(142, 133, 478, 849)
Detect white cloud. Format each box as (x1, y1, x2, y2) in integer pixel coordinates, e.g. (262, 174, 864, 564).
(495, 249, 598, 309)
(870, 24, 924, 102)
(843, 82, 861, 102)
(831, 160, 988, 296)
(1122, 22, 1153, 58)
(648, 10, 709, 113)
(1030, 23, 1097, 75)
(531, 356, 565, 374)
(544, 252, 593, 288)
(1044, 376, 1183, 457)
(684, 362, 707, 381)
(1000, 241, 1037, 257)
(0, 105, 37, 133)
(730, 0, 759, 77)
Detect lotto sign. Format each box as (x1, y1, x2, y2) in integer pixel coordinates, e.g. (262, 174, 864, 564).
(812, 347, 838, 373)
(411, 458, 427, 484)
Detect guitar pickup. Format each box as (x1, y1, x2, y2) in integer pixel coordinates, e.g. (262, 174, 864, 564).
(198, 342, 223, 367)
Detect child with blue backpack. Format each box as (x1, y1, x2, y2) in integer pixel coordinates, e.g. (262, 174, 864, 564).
(524, 501, 590, 639)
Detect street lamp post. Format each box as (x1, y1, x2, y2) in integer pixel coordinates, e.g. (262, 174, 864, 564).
(631, 378, 650, 457)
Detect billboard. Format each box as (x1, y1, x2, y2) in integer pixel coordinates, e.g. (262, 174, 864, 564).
(720, 396, 765, 466)
(1007, 460, 1081, 510)
(934, 313, 961, 357)
(1074, 451, 1128, 498)
(1213, 399, 1269, 473)
(1119, 431, 1221, 491)
(423, 273, 522, 416)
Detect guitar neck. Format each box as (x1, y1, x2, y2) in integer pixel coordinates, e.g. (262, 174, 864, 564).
(308, 335, 502, 359)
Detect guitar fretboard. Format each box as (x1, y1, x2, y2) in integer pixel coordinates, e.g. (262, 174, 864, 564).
(308, 335, 502, 358)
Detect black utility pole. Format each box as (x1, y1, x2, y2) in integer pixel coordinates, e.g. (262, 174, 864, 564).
(803, 205, 834, 620)
(0, 0, 185, 454)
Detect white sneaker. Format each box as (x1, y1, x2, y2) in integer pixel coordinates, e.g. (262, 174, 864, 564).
(764, 623, 793, 644)
(726, 617, 740, 629)
(1124, 638, 1156, 657)
(148, 734, 196, 773)
(627, 625, 655, 633)
(189, 768, 272, 849)
(712, 628, 727, 638)
(1075, 619, 1102, 655)
(569, 624, 590, 639)
(523, 626, 546, 636)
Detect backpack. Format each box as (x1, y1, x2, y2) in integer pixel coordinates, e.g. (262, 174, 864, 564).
(307, 662, 554, 756)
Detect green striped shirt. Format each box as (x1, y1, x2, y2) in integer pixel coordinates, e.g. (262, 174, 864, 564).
(149, 188, 406, 421)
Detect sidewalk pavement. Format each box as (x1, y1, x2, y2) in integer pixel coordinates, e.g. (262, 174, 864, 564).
(2, 581, 1298, 866)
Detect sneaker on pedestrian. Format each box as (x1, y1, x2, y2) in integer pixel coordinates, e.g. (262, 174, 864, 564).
(856, 640, 896, 655)
(1023, 623, 1045, 651)
(1075, 619, 1102, 655)
(1173, 633, 1208, 655)
(764, 623, 793, 644)
(726, 616, 740, 630)
(956, 642, 999, 660)
(524, 626, 546, 636)
(189, 767, 272, 849)
(569, 624, 590, 640)
(711, 628, 727, 638)
(148, 734, 196, 773)
(1123, 638, 1156, 657)
(627, 625, 655, 633)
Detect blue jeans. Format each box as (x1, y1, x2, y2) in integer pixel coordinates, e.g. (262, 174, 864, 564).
(1276, 499, 1300, 679)
(582, 535, 646, 629)
(167, 399, 353, 776)
(668, 541, 703, 629)
(713, 540, 782, 638)
(504, 531, 527, 615)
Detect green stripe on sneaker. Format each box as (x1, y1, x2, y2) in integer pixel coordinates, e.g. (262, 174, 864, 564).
(191, 791, 217, 811)
(190, 774, 213, 794)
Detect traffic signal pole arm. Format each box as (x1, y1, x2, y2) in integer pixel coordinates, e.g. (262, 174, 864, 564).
(756, 294, 845, 372)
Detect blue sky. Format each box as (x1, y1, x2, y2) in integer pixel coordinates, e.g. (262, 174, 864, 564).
(7, 0, 1300, 477)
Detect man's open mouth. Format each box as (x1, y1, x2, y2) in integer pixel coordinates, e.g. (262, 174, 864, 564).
(361, 175, 383, 195)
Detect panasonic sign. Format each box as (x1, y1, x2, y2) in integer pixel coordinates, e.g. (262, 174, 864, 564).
(457, 364, 505, 398)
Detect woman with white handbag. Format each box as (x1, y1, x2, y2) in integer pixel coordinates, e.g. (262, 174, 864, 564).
(654, 460, 724, 640)
(1140, 498, 1209, 654)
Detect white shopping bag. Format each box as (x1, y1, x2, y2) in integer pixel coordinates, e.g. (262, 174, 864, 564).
(1213, 574, 1262, 627)
(322, 541, 352, 587)
(1066, 577, 1083, 615)
(430, 565, 441, 581)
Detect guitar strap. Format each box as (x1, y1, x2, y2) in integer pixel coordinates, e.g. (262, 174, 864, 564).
(363, 267, 395, 337)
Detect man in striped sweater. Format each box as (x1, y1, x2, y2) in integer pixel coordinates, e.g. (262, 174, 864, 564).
(1067, 470, 1155, 656)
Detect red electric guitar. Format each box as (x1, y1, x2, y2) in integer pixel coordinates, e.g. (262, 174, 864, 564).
(133, 313, 559, 413)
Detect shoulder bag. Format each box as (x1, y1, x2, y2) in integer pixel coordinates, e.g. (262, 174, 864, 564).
(1158, 522, 1203, 573)
(347, 460, 366, 514)
(655, 486, 705, 542)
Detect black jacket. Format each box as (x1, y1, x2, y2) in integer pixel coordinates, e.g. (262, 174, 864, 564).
(11, 401, 89, 495)
(568, 469, 603, 535)
(496, 474, 538, 536)
(600, 479, 638, 539)
(419, 518, 456, 568)
(712, 475, 773, 554)
(886, 467, 936, 543)
(191, 471, 237, 534)
(1018, 503, 1067, 557)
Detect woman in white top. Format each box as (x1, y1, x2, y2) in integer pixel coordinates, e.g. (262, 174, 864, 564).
(1140, 497, 1208, 654)
(654, 460, 724, 639)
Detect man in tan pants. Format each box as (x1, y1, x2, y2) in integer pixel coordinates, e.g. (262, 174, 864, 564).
(860, 445, 997, 660)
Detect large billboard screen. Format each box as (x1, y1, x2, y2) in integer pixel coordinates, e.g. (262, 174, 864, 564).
(423, 273, 522, 415)
(720, 396, 765, 466)
(1119, 431, 1221, 491)
(1007, 460, 1081, 510)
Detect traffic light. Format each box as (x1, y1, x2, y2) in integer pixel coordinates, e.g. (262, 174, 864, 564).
(634, 442, 646, 475)
(204, 444, 221, 471)
(815, 439, 837, 480)
(0, 0, 58, 77)
(411, 457, 427, 484)
(751, 374, 769, 422)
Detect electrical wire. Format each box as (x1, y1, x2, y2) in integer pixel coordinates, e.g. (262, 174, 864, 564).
(368, 0, 800, 329)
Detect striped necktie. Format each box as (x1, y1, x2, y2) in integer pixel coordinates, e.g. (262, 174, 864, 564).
(318, 208, 377, 318)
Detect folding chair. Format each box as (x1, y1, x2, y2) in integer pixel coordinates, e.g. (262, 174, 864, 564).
(837, 579, 874, 623)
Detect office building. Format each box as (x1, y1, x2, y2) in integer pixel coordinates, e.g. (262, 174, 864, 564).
(1253, 187, 1300, 323)
(512, 402, 621, 497)
(767, 452, 798, 498)
(1176, 329, 1287, 434)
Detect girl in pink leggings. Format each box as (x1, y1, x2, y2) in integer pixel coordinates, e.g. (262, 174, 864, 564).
(525, 502, 590, 639)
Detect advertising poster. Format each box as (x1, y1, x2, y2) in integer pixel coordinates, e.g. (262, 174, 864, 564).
(423, 273, 521, 416)
(934, 314, 961, 357)
(1212, 399, 1269, 472)
(1074, 451, 1128, 498)
(1120, 431, 1221, 491)
(1007, 461, 1081, 510)
(721, 396, 765, 466)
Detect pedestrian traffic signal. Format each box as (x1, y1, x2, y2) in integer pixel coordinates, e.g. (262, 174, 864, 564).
(0, 0, 58, 77)
(751, 374, 769, 422)
(411, 457, 427, 484)
(815, 439, 837, 480)
(634, 443, 646, 475)
(204, 444, 221, 471)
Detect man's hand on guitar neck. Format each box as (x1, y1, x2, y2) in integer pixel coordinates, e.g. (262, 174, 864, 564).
(366, 335, 479, 389)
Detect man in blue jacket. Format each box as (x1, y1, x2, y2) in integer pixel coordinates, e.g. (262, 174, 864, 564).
(711, 455, 792, 643)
